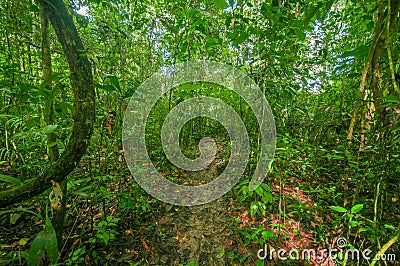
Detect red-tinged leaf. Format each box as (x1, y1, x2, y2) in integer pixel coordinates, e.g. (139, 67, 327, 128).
(106, 120, 112, 134)
(140, 238, 149, 250)
(94, 212, 104, 219)
(70, 238, 80, 250)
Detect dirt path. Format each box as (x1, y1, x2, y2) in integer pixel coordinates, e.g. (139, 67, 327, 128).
(164, 198, 234, 265)
(149, 152, 245, 266)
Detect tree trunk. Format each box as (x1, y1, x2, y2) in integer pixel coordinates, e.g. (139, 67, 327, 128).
(0, 0, 95, 208)
(39, 0, 67, 248)
(346, 0, 399, 148)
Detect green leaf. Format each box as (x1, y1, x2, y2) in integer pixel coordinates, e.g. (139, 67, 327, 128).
(381, 95, 400, 103)
(104, 74, 121, 92)
(341, 45, 369, 59)
(41, 124, 58, 135)
(262, 230, 275, 241)
(0, 174, 22, 185)
(19, 238, 30, 246)
(216, 248, 225, 258)
(262, 193, 273, 204)
(30, 3, 39, 12)
(328, 206, 348, 213)
(28, 231, 47, 266)
(55, 101, 74, 114)
(241, 185, 249, 195)
(165, 204, 173, 212)
(348, 220, 358, 227)
(0, 207, 39, 218)
(256, 259, 264, 266)
(294, 28, 306, 41)
(29, 207, 58, 265)
(206, 38, 219, 50)
(44, 212, 58, 262)
(48, 141, 59, 148)
(103, 84, 119, 92)
(303, 0, 334, 27)
(232, 31, 249, 46)
(10, 213, 21, 224)
(255, 186, 264, 196)
(72, 185, 91, 197)
(214, 0, 227, 10)
(384, 224, 396, 230)
(260, 183, 271, 192)
(250, 202, 258, 216)
(344, 213, 354, 219)
(350, 204, 363, 213)
(303, 2, 324, 27)
(0, 114, 14, 120)
(227, 31, 239, 40)
(102, 233, 110, 245)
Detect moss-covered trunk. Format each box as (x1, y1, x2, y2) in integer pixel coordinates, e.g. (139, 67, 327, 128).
(0, 0, 95, 208)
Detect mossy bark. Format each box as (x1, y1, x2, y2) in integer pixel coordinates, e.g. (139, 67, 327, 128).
(39, 0, 66, 248)
(0, 0, 95, 208)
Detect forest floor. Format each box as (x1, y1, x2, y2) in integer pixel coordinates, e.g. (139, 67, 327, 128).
(0, 140, 385, 266)
(108, 140, 343, 265)
(123, 173, 338, 266)
(78, 164, 340, 266)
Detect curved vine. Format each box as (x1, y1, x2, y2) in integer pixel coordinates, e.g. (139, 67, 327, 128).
(0, 0, 95, 207)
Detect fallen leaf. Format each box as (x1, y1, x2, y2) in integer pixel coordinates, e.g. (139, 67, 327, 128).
(106, 120, 112, 134)
(70, 238, 80, 249)
(158, 215, 169, 225)
(140, 237, 149, 250)
(94, 212, 104, 219)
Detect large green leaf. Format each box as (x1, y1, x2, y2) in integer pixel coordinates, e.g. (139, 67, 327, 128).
(303, 0, 334, 27)
(232, 31, 249, 46)
(28, 211, 58, 265)
(214, 0, 228, 10)
(0, 174, 22, 185)
(29, 231, 48, 266)
(105, 74, 121, 92)
(340, 45, 369, 59)
(41, 124, 58, 135)
(95, 83, 119, 93)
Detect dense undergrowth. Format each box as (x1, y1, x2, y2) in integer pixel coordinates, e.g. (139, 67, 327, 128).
(1, 0, 400, 265)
